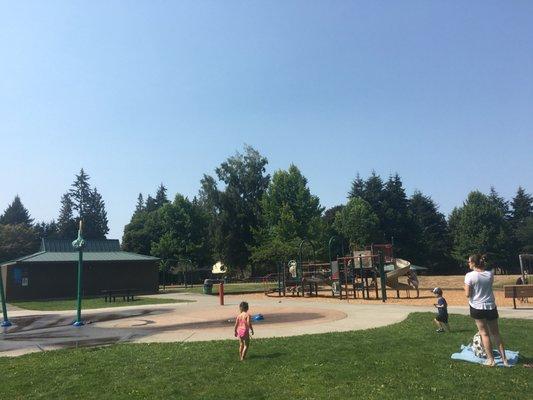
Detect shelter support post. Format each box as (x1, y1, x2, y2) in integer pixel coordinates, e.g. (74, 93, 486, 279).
(0, 268, 11, 327)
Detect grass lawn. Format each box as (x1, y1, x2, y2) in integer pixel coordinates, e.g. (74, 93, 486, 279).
(161, 282, 266, 295)
(10, 297, 192, 311)
(493, 277, 522, 288)
(0, 313, 531, 399)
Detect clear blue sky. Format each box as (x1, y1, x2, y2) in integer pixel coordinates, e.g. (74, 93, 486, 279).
(1, 1, 532, 240)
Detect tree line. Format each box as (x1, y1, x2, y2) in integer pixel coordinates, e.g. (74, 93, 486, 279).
(122, 146, 532, 275)
(1, 148, 531, 275)
(0, 169, 109, 262)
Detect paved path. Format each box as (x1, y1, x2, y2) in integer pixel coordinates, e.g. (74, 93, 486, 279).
(1, 293, 531, 357)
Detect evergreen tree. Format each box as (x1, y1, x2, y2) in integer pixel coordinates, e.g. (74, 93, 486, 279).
(348, 173, 365, 199)
(69, 169, 91, 216)
(0, 224, 39, 262)
(154, 184, 169, 208)
(84, 188, 109, 239)
(381, 174, 418, 257)
(135, 193, 145, 213)
(488, 186, 509, 217)
(409, 191, 451, 273)
(34, 220, 60, 240)
(515, 216, 533, 253)
(57, 193, 78, 238)
(145, 195, 158, 212)
(123, 185, 177, 255)
(510, 186, 532, 223)
(449, 191, 512, 271)
(510, 187, 533, 262)
(58, 170, 109, 239)
(0, 195, 33, 227)
(363, 172, 385, 214)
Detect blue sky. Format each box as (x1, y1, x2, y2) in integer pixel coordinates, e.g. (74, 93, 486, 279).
(1, 1, 532, 240)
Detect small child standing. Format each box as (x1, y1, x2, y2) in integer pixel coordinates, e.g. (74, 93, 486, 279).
(432, 287, 450, 333)
(234, 301, 254, 361)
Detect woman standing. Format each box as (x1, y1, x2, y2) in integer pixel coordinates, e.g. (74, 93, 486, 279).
(464, 254, 509, 366)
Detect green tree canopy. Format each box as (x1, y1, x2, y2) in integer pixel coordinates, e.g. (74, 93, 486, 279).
(135, 193, 145, 214)
(57, 193, 78, 239)
(449, 191, 511, 269)
(251, 165, 323, 268)
(0, 224, 38, 262)
(509, 187, 533, 263)
(347, 172, 420, 260)
(154, 184, 170, 209)
(333, 197, 379, 249)
(0, 195, 33, 227)
(409, 191, 451, 272)
(122, 208, 163, 256)
(58, 169, 109, 239)
(34, 220, 60, 240)
(150, 194, 210, 267)
(511, 186, 532, 223)
(199, 145, 270, 275)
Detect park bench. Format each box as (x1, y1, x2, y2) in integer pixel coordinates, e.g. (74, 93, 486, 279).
(504, 284, 533, 309)
(101, 289, 139, 303)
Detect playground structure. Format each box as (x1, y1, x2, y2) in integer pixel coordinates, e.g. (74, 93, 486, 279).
(262, 238, 420, 302)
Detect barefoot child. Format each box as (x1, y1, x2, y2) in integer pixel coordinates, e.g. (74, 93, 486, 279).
(432, 287, 450, 332)
(234, 301, 254, 361)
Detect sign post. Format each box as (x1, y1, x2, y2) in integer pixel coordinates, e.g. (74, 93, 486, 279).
(219, 282, 224, 306)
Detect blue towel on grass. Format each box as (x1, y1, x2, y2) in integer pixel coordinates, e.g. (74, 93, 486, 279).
(451, 345, 519, 367)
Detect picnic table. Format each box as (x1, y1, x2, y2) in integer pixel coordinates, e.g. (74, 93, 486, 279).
(101, 289, 139, 302)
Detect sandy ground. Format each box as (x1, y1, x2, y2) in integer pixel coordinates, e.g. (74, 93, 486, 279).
(253, 275, 528, 307)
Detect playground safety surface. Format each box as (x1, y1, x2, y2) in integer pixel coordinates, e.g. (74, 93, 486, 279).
(2, 288, 532, 357)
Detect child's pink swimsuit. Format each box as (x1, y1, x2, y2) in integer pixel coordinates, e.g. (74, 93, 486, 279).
(236, 316, 250, 339)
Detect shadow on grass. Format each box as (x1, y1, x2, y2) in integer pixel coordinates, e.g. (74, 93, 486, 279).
(248, 352, 284, 360)
(519, 356, 532, 364)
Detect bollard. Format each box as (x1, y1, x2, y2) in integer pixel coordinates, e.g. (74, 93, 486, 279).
(219, 282, 224, 306)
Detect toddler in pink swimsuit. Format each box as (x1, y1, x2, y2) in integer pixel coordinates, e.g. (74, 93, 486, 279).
(234, 301, 254, 361)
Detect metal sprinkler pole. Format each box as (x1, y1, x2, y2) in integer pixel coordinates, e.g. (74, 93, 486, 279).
(72, 220, 85, 327)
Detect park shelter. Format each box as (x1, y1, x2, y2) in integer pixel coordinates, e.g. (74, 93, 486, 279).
(0, 239, 159, 301)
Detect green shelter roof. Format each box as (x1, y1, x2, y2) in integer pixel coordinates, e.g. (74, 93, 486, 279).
(1, 239, 159, 267)
(40, 239, 122, 252)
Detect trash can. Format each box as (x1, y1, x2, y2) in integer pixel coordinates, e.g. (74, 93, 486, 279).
(203, 279, 213, 295)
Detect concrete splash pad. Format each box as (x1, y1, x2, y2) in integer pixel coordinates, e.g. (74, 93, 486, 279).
(3, 292, 531, 357)
(0, 299, 347, 357)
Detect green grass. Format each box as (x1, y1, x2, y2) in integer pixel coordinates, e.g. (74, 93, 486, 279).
(10, 297, 192, 311)
(493, 277, 521, 289)
(161, 282, 267, 295)
(0, 313, 531, 399)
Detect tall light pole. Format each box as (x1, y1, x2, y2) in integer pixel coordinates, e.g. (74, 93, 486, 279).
(72, 220, 85, 327)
